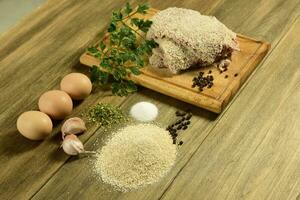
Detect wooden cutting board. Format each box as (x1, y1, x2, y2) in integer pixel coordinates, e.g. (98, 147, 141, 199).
(80, 8, 270, 113)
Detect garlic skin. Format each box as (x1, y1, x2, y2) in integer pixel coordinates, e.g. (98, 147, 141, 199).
(62, 134, 84, 155)
(61, 117, 86, 139)
(62, 134, 95, 156)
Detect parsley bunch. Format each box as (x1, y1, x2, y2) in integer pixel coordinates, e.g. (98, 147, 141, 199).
(87, 2, 158, 96)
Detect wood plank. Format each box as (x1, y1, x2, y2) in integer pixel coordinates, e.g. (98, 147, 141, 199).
(80, 28, 270, 113)
(0, 0, 130, 199)
(31, 0, 300, 200)
(160, 17, 300, 200)
(211, 0, 300, 44)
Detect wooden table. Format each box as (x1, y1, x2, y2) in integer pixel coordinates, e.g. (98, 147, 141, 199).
(0, 0, 299, 199)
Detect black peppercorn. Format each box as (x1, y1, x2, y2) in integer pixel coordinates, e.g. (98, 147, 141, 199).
(185, 114, 192, 120)
(167, 111, 192, 145)
(192, 71, 214, 91)
(175, 110, 186, 116)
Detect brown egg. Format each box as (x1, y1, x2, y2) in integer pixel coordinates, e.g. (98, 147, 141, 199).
(60, 73, 92, 100)
(38, 90, 73, 120)
(17, 111, 53, 140)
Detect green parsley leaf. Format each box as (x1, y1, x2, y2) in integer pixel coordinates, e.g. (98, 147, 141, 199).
(124, 2, 133, 16)
(146, 39, 159, 48)
(111, 80, 137, 96)
(129, 66, 141, 75)
(87, 2, 157, 96)
(87, 47, 101, 58)
(90, 65, 101, 82)
(87, 47, 99, 54)
(99, 41, 106, 51)
(124, 80, 137, 93)
(121, 37, 135, 49)
(111, 82, 127, 96)
(137, 3, 149, 14)
(110, 32, 120, 44)
(98, 70, 109, 85)
(135, 55, 144, 66)
(100, 58, 112, 72)
(108, 21, 117, 32)
(131, 18, 152, 32)
(112, 10, 123, 21)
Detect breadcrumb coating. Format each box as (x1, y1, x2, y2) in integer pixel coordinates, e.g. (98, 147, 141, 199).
(147, 7, 239, 74)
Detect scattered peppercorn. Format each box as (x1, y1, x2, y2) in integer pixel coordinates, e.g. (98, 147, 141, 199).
(175, 110, 186, 116)
(185, 113, 192, 120)
(192, 71, 214, 92)
(234, 73, 238, 77)
(166, 110, 193, 145)
(175, 120, 181, 125)
(225, 75, 228, 79)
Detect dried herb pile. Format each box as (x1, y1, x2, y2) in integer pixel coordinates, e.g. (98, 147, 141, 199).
(88, 2, 158, 96)
(86, 103, 128, 127)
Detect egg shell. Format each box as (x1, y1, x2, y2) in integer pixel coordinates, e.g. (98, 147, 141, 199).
(38, 90, 73, 120)
(17, 111, 53, 140)
(60, 73, 92, 100)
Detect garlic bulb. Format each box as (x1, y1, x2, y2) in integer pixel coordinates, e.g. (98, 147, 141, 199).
(62, 134, 95, 155)
(61, 117, 86, 139)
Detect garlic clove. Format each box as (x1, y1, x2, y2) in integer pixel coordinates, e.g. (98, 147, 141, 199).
(62, 134, 95, 156)
(61, 117, 86, 139)
(62, 134, 84, 155)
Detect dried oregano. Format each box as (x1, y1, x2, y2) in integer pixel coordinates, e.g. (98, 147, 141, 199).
(86, 103, 128, 127)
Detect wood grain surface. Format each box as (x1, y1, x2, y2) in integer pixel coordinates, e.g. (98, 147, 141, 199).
(80, 9, 270, 113)
(0, 0, 299, 200)
(161, 17, 300, 200)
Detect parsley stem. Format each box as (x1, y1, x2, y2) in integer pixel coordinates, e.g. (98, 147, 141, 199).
(122, 10, 138, 21)
(120, 21, 145, 40)
(88, 3, 155, 96)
